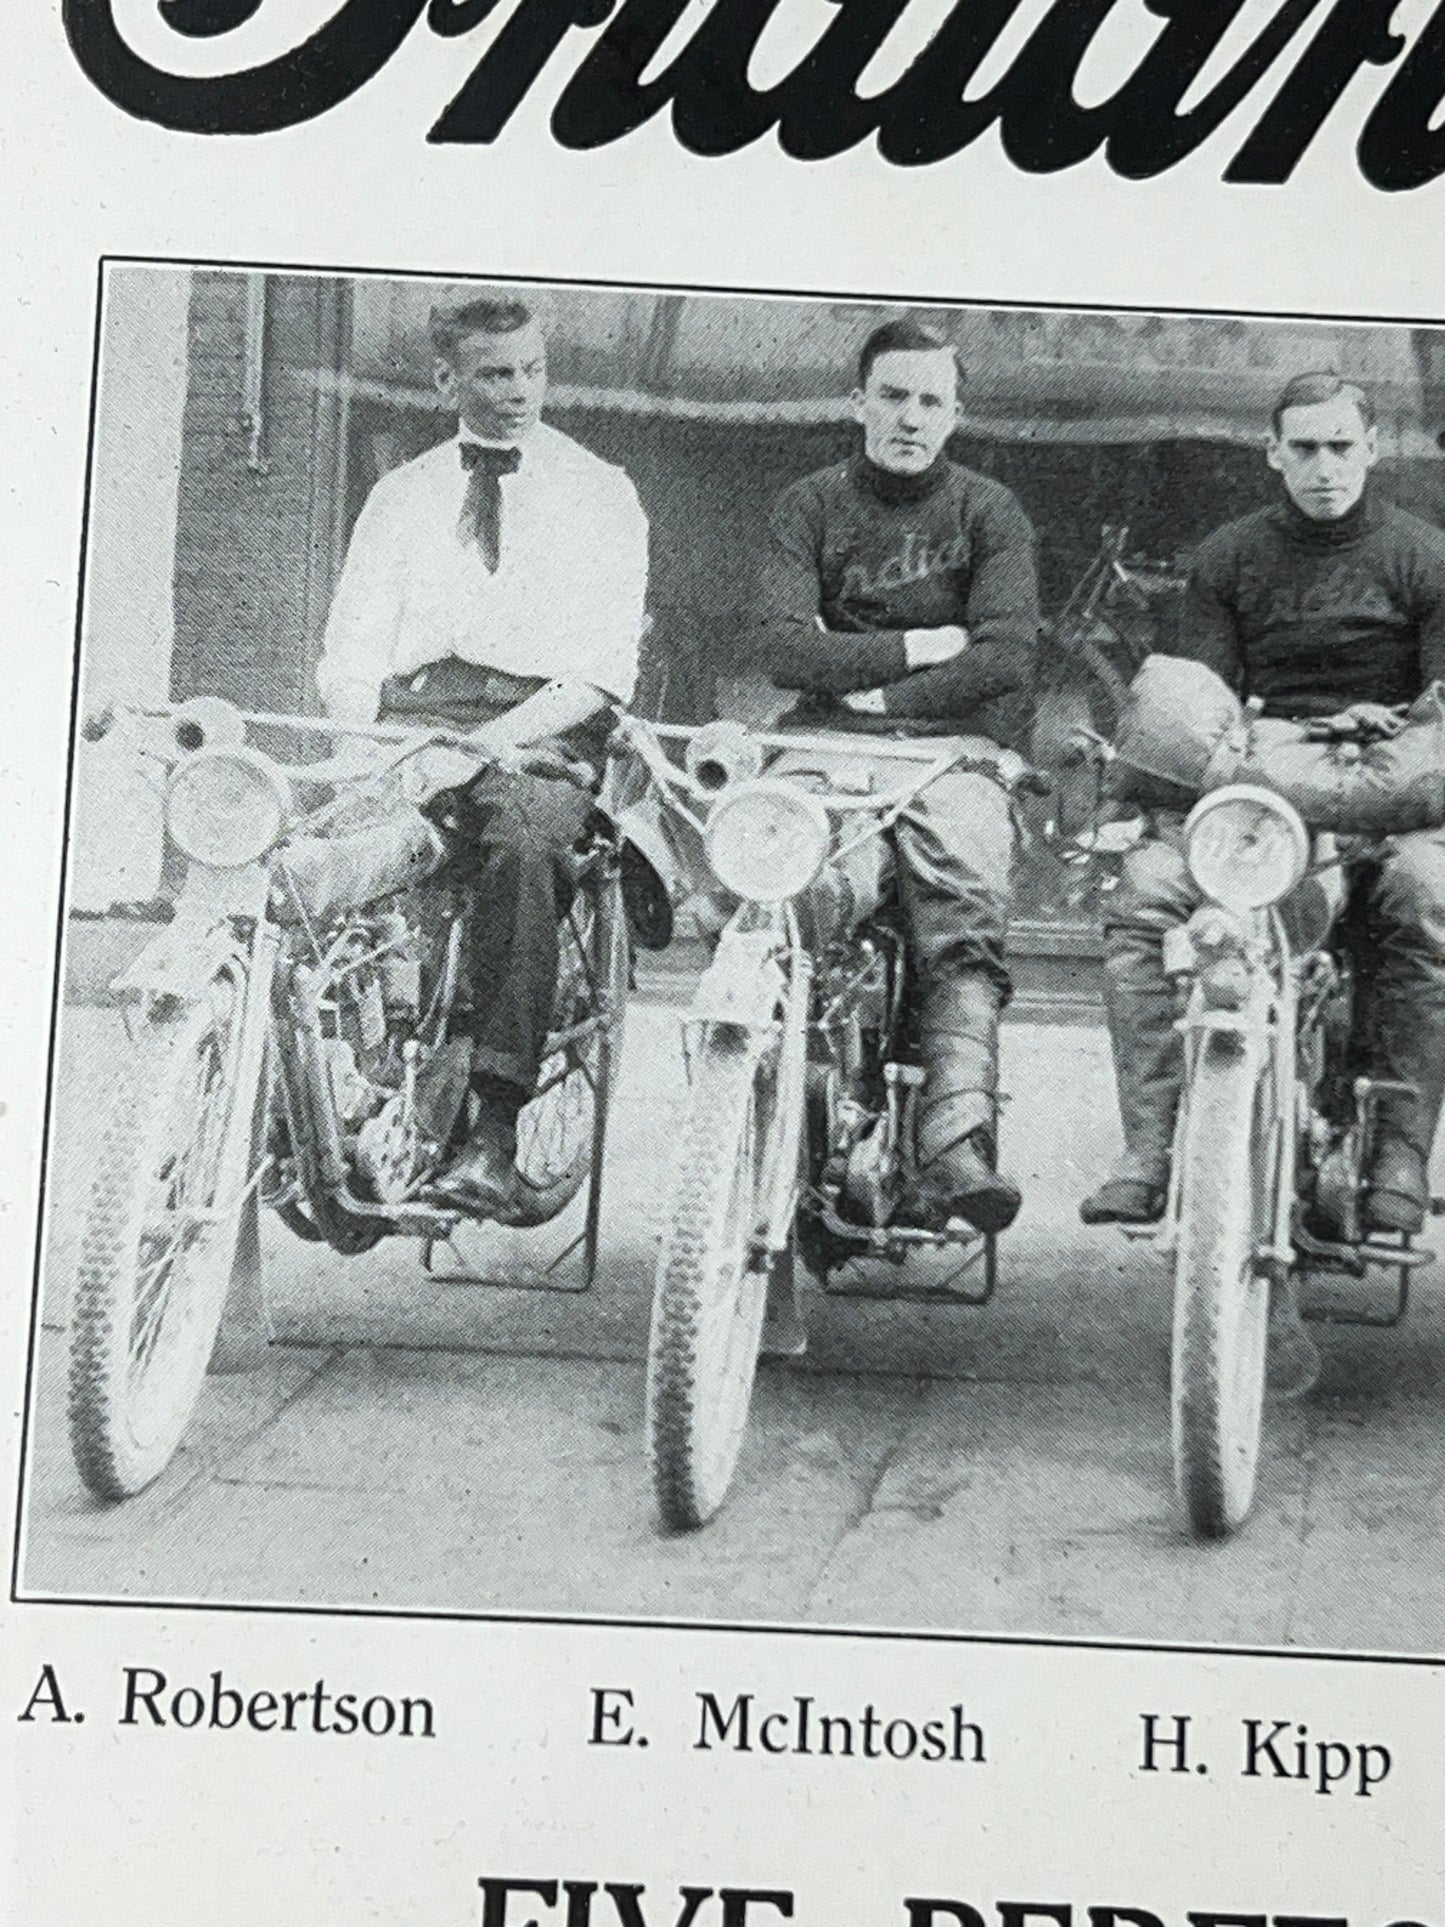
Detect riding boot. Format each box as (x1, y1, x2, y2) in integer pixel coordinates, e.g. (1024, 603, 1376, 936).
(901, 969, 1021, 1235)
(1079, 929, 1182, 1225)
(431, 1069, 528, 1214)
(1359, 984, 1445, 1235)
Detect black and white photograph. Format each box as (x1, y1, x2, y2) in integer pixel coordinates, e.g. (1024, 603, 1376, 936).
(15, 258, 1445, 1656)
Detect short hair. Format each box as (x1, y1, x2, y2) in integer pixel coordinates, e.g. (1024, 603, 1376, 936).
(430, 296, 538, 361)
(1270, 370, 1375, 435)
(857, 319, 963, 390)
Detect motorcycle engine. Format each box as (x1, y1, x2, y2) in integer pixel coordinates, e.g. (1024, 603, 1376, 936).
(320, 911, 436, 1200)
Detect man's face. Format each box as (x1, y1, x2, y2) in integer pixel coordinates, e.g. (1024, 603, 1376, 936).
(1266, 393, 1378, 520)
(436, 320, 547, 442)
(852, 347, 959, 474)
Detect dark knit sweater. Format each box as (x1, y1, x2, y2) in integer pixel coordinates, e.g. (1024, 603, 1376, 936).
(1182, 491, 1445, 719)
(753, 452, 1040, 738)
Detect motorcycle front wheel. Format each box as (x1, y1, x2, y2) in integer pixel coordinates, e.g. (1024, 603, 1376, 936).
(1171, 1029, 1277, 1538)
(647, 1023, 774, 1530)
(68, 967, 256, 1499)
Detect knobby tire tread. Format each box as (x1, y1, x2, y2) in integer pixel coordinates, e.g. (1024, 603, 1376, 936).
(649, 1027, 766, 1531)
(1172, 1033, 1271, 1538)
(67, 1032, 162, 1499)
(67, 1001, 245, 1500)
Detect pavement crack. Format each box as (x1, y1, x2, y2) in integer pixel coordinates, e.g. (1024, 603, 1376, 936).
(797, 1377, 931, 1618)
(1277, 1399, 1325, 1648)
(199, 1345, 349, 1478)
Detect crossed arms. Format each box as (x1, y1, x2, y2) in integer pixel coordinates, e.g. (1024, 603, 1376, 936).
(752, 482, 1040, 721)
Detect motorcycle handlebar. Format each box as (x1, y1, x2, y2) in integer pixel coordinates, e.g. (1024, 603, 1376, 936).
(1300, 713, 1406, 746)
(82, 699, 495, 782)
(619, 715, 1047, 811)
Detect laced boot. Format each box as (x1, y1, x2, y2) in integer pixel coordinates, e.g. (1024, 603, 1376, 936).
(1361, 988, 1445, 1237)
(899, 970, 1021, 1236)
(1365, 1139, 1431, 1236)
(1079, 936, 1183, 1226)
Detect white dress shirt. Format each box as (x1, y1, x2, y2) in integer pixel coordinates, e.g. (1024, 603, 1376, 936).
(317, 421, 649, 722)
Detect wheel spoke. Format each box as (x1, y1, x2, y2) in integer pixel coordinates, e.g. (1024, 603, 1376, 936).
(68, 963, 257, 1499)
(127, 990, 240, 1391)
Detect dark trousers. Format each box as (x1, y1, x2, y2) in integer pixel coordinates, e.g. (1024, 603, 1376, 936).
(440, 766, 594, 1089)
(769, 736, 1017, 996)
(379, 658, 597, 1093)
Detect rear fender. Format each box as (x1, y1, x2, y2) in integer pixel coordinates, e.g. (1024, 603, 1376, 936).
(612, 801, 685, 952)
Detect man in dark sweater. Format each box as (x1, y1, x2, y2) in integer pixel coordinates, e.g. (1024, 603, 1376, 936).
(1082, 371, 1445, 1232)
(753, 319, 1041, 1233)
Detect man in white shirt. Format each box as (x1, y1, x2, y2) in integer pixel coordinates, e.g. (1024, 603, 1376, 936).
(318, 295, 649, 1211)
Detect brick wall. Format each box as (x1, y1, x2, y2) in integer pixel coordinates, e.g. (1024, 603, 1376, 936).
(171, 271, 347, 716)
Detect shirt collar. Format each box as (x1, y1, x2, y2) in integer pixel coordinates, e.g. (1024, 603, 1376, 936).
(850, 449, 952, 507)
(454, 423, 537, 459)
(1272, 485, 1376, 548)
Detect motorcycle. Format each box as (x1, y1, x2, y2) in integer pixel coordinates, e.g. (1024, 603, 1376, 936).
(67, 697, 630, 1501)
(618, 716, 1037, 1531)
(1138, 774, 1434, 1539)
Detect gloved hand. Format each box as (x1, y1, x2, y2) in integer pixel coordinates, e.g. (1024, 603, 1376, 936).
(1308, 702, 1407, 743)
(462, 723, 596, 791)
(509, 739, 599, 791)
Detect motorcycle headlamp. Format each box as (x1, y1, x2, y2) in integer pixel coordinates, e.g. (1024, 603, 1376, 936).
(166, 747, 291, 870)
(703, 779, 830, 905)
(1184, 784, 1309, 913)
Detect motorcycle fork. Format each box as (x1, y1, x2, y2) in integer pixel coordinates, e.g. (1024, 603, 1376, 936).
(117, 865, 279, 1226)
(231, 923, 280, 1203)
(1157, 910, 1295, 1277)
(1261, 910, 1300, 1280)
(681, 906, 810, 1263)
(758, 935, 812, 1262)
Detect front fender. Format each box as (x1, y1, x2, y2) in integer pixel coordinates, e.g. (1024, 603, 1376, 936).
(112, 908, 252, 1008)
(688, 927, 789, 1035)
(112, 860, 269, 1006)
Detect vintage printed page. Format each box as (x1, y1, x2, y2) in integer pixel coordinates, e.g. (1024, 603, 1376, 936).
(3, 5, 1443, 1923)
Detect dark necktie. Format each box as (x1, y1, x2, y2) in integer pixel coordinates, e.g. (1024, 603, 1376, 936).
(458, 442, 522, 573)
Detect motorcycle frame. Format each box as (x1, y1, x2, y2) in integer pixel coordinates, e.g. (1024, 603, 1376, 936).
(274, 842, 628, 1273)
(638, 715, 1005, 1306)
(101, 697, 627, 1290)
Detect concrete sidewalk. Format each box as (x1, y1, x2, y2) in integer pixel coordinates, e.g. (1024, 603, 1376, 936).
(17, 997, 1445, 1654)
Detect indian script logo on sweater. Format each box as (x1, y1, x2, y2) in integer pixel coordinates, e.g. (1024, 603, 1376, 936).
(841, 532, 972, 602)
(1251, 566, 1405, 632)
